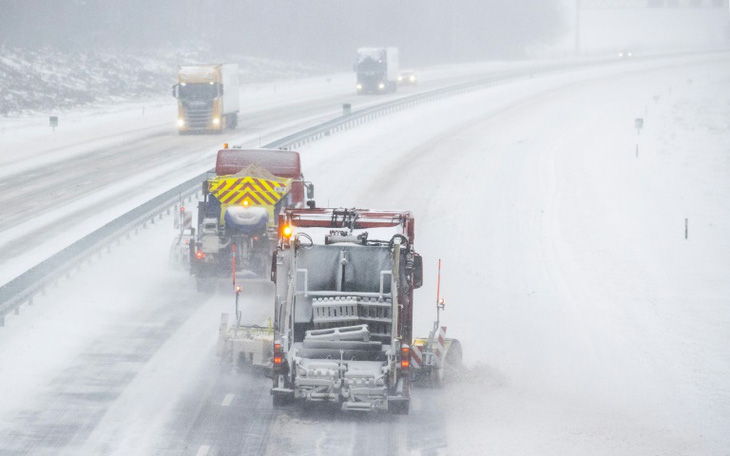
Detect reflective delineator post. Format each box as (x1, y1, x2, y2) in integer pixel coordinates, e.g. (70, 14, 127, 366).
(635, 118, 643, 158)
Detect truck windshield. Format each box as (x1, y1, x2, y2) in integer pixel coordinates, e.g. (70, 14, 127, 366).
(356, 58, 384, 74)
(179, 83, 218, 100)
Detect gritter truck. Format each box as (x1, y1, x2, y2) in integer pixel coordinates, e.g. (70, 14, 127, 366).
(172, 64, 239, 134)
(270, 208, 422, 413)
(190, 147, 314, 291)
(355, 47, 399, 94)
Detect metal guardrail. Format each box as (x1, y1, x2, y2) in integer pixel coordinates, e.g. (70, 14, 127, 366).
(0, 54, 699, 325)
(266, 65, 565, 150)
(0, 179, 202, 326)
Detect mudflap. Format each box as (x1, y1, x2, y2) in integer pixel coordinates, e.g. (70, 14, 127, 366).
(271, 376, 294, 408)
(387, 376, 409, 415)
(272, 389, 294, 407)
(388, 396, 410, 415)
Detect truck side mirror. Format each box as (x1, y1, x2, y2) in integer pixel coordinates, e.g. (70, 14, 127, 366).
(219, 85, 224, 96)
(202, 180, 209, 196)
(171, 84, 178, 98)
(412, 253, 423, 289)
(306, 200, 316, 209)
(305, 182, 315, 199)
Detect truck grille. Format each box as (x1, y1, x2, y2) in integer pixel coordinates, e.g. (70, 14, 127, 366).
(183, 102, 214, 129)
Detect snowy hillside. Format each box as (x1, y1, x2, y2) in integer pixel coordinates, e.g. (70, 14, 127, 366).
(0, 46, 331, 116)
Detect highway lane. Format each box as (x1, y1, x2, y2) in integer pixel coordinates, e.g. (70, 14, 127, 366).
(2, 54, 727, 455)
(0, 62, 530, 284)
(0, 222, 451, 456)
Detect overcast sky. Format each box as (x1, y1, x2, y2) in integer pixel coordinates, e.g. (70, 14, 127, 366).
(0, 1, 727, 65)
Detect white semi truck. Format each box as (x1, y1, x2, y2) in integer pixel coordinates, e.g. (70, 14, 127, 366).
(355, 47, 399, 94)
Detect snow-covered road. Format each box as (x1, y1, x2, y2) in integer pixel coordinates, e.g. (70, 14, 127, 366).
(0, 59, 564, 287)
(0, 53, 728, 455)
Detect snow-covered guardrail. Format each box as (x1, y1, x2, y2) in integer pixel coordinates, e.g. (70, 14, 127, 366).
(0, 54, 679, 325)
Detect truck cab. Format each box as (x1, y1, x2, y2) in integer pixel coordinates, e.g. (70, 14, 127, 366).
(172, 64, 239, 134)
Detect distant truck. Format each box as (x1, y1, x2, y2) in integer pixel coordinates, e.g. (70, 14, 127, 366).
(190, 147, 314, 291)
(355, 47, 399, 94)
(172, 64, 239, 134)
(270, 208, 421, 413)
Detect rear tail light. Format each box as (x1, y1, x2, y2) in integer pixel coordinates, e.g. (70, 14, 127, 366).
(273, 343, 283, 370)
(400, 344, 410, 371)
(195, 250, 206, 260)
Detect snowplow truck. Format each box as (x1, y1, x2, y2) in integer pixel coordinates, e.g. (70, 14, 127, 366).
(355, 47, 398, 94)
(191, 147, 314, 291)
(270, 208, 422, 414)
(172, 64, 239, 134)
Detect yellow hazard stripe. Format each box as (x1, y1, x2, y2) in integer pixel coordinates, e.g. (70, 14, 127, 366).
(209, 176, 291, 207)
(249, 179, 279, 205)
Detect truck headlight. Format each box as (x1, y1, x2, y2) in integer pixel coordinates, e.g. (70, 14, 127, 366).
(378, 82, 385, 90)
(177, 118, 185, 127)
(356, 84, 362, 90)
(213, 117, 220, 125)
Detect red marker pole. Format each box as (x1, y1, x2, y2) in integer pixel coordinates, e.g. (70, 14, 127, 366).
(436, 258, 442, 306)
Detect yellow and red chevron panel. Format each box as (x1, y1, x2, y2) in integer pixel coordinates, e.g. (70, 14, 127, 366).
(208, 176, 291, 207)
